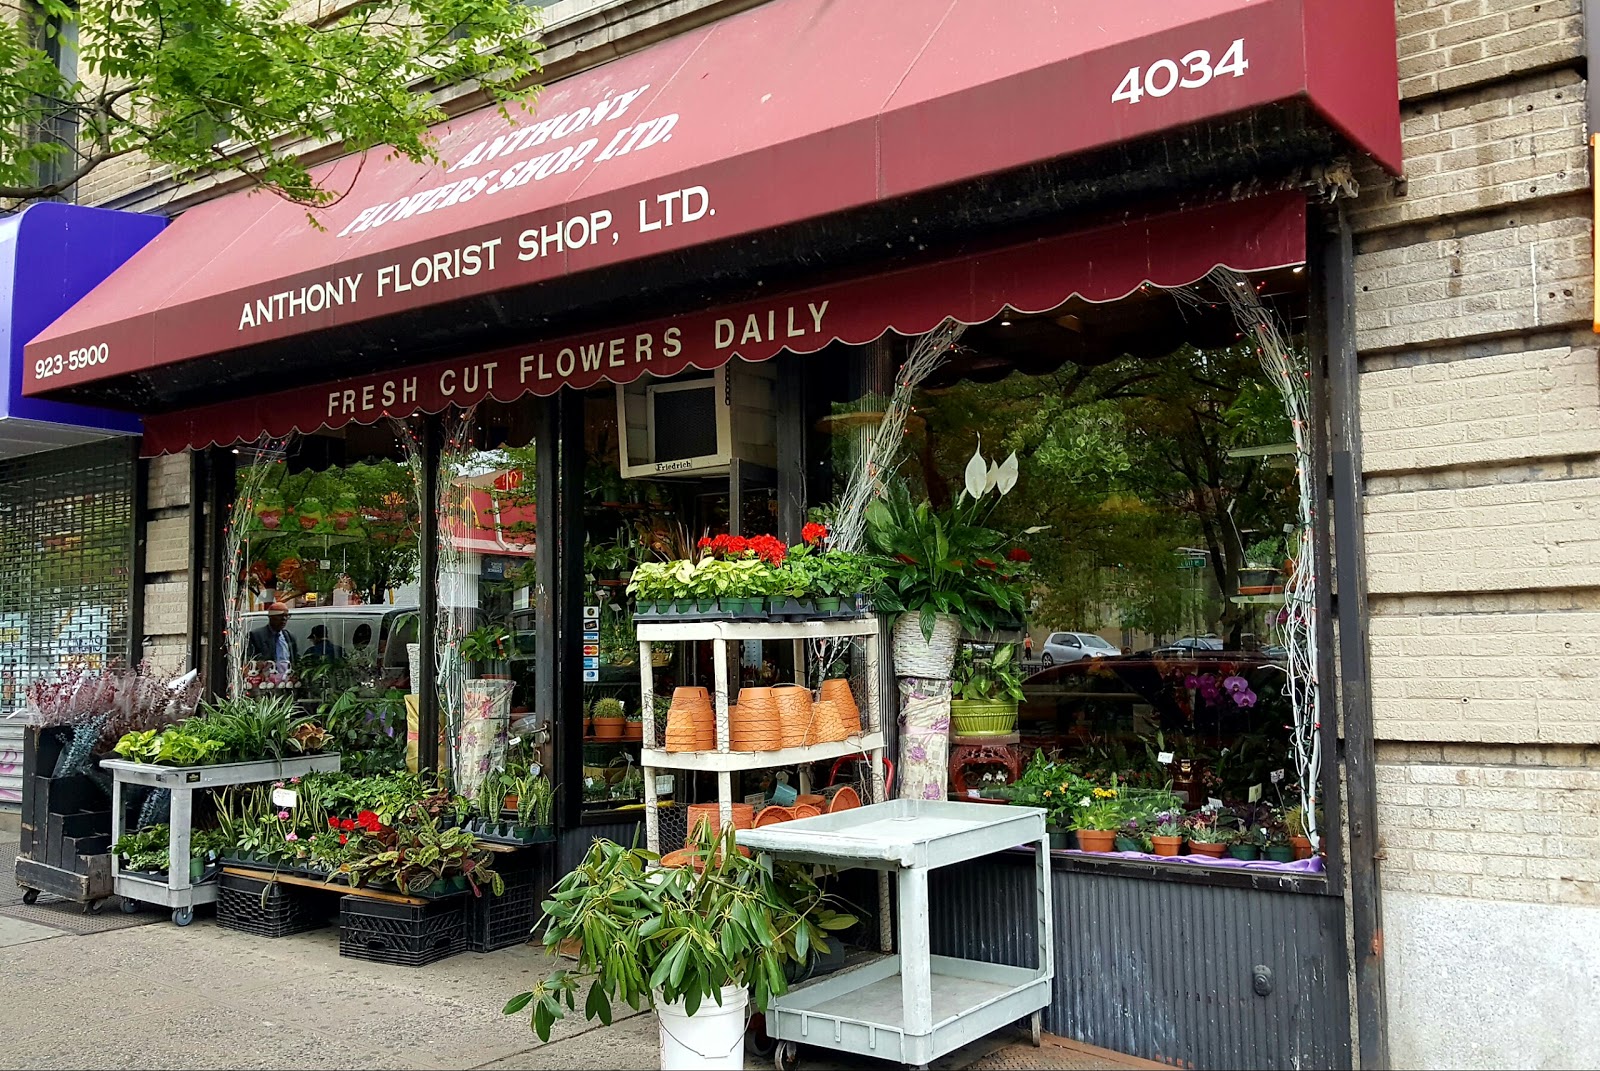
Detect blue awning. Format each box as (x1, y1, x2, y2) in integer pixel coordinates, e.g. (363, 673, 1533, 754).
(0, 203, 164, 457)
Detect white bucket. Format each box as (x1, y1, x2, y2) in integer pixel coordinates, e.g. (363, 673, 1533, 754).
(655, 985, 748, 1070)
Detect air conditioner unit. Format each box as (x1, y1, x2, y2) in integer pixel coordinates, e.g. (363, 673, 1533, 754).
(615, 362, 777, 479)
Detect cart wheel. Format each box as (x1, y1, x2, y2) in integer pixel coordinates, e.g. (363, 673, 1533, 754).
(1030, 1010, 1042, 1047)
(20, 888, 39, 906)
(746, 1013, 777, 1059)
(85, 898, 107, 915)
(774, 1040, 800, 1071)
(171, 906, 194, 926)
(119, 898, 141, 914)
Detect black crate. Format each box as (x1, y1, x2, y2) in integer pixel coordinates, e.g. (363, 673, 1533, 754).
(217, 873, 331, 938)
(339, 895, 466, 967)
(469, 847, 550, 953)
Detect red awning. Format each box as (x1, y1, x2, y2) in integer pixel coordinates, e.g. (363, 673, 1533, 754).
(25, 0, 1396, 401)
(141, 192, 1306, 454)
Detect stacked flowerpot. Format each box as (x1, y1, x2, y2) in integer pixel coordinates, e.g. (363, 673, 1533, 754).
(663, 687, 714, 752)
(730, 688, 782, 752)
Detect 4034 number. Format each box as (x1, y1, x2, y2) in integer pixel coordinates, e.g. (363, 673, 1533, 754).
(1112, 38, 1248, 105)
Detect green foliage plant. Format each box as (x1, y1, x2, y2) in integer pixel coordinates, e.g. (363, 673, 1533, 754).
(504, 827, 856, 1041)
(951, 644, 1025, 702)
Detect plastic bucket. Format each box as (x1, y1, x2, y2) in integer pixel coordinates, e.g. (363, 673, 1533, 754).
(656, 985, 748, 1070)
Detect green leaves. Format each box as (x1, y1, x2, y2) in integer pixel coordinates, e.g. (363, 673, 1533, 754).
(2, 0, 543, 206)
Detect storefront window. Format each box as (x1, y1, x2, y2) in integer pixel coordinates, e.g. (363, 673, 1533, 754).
(229, 425, 420, 774)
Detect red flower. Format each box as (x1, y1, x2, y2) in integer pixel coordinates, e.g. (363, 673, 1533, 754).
(356, 810, 384, 833)
(697, 536, 714, 549)
(328, 817, 339, 829)
(727, 535, 749, 555)
(1006, 547, 1032, 563)
(340, 818, 356, 831)
(976, 557, 998, 569)
(338, 834, 348, 845)
(801, 522, 828, 546)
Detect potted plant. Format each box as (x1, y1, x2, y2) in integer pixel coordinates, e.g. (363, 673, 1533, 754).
(865, 449, 1037, 679)
(525, 774, 555, 840)
(503, 829, 856, 1069)
(623, 708, 644, 742)
(1070, 787, 1122, 852)
(950, 643, 1023, 735)
(344, 804, 504, 897)
(1150, 812, 1185, 856)
(1183, 811, 1230, 858)
(590, 697, 626, 740)
(1262, 808, 1295, 862)
(1114, 817, 1150, 854)
(460, 624, 512, 679)
(1239, 537, 1285, 595)
(1228, 821, 1265, 861)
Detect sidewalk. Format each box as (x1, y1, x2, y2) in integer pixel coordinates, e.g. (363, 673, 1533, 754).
(1, 835, 1147, 1070)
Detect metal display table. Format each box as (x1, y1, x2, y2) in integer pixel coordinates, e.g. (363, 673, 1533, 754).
(738, 800, 1052, 1070)
(101, 754, 341, 925)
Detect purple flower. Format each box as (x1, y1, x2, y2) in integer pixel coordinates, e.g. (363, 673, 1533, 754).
(1236, 691, 1258, 708)
(1223, 675, 1249, 695)
(922, 784, 942, 800)
(908, 744, 927, 762)
(1183, 675, 1199, 689)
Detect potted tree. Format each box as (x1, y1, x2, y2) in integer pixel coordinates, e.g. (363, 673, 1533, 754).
(503, 829, 856, 1070)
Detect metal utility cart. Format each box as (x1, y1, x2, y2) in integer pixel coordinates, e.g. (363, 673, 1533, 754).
(101, 753, 341, 925)
(738, 800, 1052, 1071)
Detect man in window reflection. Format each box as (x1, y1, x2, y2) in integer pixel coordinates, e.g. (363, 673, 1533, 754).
(306, 625, 345, 661)
(246, 602, 298, 672)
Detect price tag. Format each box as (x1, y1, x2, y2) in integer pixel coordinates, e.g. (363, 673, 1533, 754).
(655, 774, 675, 794)
(1206, 797, 1223, 812)
(1157, 751, 1174, 765)
(1270, 768, 1285, 784)
(271, 788, 297, 808)
(1248, 784, 1263, 803)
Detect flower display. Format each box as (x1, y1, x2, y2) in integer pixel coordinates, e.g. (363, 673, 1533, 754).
(801, 522, 829, 546)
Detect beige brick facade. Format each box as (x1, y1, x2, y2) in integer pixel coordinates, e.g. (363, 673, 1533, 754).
(1355, 3, 1600, 1064)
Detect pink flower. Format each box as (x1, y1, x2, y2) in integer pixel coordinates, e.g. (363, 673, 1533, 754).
(277, 810, 290, 820)
(285, 832, 298, 842)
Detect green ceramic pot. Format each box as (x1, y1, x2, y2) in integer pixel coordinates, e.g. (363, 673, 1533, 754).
(1228, 843, 1262, 861)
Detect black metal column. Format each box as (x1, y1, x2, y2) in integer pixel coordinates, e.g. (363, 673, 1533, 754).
(545, 393, 585, 829)
(1320, 204, 1389, 1070)
(186, 450, 208, 674)
(417, 414, 443, 772)
(128, 442, 148, 670)
(775, 359, 806, 543)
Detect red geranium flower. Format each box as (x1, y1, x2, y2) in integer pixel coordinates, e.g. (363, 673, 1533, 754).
(356, 810, 384, 833)
(1006, 547, 1032, 563)
(338, 834, 348, 845)
(340, 818, 356, 831)
(328, 817, 339, 829)
(801, 522, 828, 546)
(697, 536, 714, 549)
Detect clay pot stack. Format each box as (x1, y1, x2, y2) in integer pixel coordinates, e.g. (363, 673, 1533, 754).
(730, 687, 783, 751)
(819, 678, 861, 734)
(772, 684, 813, 749)
(687, 801, 754, 838)
(664, 686, 714, 752)
(805, 699, 851, 746)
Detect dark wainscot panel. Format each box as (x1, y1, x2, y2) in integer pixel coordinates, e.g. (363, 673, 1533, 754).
(928, 852, 1351, 1070)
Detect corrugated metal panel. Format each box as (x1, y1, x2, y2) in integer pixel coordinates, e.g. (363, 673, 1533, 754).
(558, 818, 642, 875)
(0, 719, 26, 810)
(929, 856, 1351, 1071)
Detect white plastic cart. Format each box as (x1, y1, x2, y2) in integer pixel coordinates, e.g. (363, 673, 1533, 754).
(102, 753, 341, 925)
(737, 799, 1053, 1070)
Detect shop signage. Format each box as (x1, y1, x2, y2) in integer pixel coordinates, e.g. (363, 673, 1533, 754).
(140, 194, 1309, 453)
(26, 0, 1404, 406)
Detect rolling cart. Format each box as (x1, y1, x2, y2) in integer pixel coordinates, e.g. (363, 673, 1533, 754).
(738, 800, 1052, 1070)
(101, 753, 341, 925)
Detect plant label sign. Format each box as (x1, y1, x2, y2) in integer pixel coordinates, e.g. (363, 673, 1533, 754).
(1248, 784, 1262, 803)
(1271, 768, 1285, 784)
(271, 787, 298, 808)
(1207, 797, 1223, 812)
(1157, 751, 1174, 765)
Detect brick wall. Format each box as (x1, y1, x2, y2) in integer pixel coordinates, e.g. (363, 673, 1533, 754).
(140, 455, 191, 675)
(1352, 20, 1600, 1061)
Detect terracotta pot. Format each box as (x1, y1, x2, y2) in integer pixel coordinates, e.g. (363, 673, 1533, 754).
(592, 716, 626, 740)
(1189, 841, 1227, 858)
(772, 683, 813, 749)
(819, 679, 861, 733)
(1151, 835, 1183, 857)
(623, 721, 644, 741)
(1290, 835, 1313, 860)
(1075, 829, 1117, 853)
(687, 802, 754, 837)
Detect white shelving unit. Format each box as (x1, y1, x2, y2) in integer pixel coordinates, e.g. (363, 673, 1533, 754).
(635, 616, 887, 854)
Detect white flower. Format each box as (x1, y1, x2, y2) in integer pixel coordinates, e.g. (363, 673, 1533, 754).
(1079, 796, 1091, 807)
(963, 442, 988, 499)
(995, 452, 1019, 494)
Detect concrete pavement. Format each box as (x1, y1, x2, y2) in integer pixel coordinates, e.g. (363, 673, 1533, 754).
(1, 836, 1139, 1070)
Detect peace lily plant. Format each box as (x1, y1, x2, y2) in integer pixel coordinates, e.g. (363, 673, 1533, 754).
(866, 442, 1044, 640)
